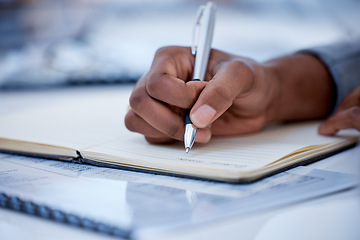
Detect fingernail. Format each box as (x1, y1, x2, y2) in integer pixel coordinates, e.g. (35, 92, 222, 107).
(191, 104, 216, 128)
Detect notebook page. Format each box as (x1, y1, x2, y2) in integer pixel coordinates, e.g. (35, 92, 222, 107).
(82, 122, 342, 174)
(0, 87, 131, 151)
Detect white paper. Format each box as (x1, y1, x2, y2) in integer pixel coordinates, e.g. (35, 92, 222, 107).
(0, 153, 356, 239)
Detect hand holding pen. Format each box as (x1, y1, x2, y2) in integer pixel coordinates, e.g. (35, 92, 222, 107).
(125, 3, 334, 148)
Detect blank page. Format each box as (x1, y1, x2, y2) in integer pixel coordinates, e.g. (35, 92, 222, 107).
(0, 87, 131, 150)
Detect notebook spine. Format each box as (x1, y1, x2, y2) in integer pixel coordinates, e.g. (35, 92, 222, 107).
(0, 192, 131, 239)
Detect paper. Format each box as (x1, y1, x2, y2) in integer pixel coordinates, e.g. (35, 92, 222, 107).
(0, 87, 131, 150)
(0, 153, 356, 239)
(82, 121, 348, 175)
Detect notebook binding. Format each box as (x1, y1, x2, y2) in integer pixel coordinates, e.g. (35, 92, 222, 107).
(0, 192, 131, 239)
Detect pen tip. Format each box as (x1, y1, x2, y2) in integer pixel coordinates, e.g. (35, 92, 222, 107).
(185, 147, 190, 153)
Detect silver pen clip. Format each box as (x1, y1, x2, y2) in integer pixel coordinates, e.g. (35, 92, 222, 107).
(191, 5, 205, 56)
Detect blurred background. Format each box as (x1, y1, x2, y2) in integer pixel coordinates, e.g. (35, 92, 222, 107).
(0, 0, 359, 90)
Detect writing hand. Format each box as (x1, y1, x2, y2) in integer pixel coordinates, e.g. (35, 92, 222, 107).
(125, 46, 333, 144)
(125, 46, 276, 144)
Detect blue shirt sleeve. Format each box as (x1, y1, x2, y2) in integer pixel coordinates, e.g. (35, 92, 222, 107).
(299, 39, 360, 114)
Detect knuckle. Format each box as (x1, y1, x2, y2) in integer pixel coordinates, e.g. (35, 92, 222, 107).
(124, 111, 137, 132)
(155, 46, 178, 57)
(229, 59, 253, 78)
(146, 73, 165, 98)
(129, 87, 146, 112)
(225, 59, 255, 94)
(212, 83, 233, 103)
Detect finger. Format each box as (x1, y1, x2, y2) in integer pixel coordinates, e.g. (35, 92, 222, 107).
(151, 46, 193, 81)
(319, 106, 360, 135)
(125, 110, 173, 140)
(146, 72, 206, 109)
(190, 60, 255, 128)
(195, 127, 212, 143)
(129, 79, 185, 141)
(145, 46, 206, 109)
(125, 108, 212, 143)
(336, 87, 360, 112)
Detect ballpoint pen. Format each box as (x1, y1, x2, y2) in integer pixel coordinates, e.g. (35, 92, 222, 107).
(184, 2, 216, 153)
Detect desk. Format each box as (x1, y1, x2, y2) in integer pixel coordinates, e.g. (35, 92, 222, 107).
(0, 85, 359, 240)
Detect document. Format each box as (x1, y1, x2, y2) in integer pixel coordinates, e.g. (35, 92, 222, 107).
(0, 153, 356, 239)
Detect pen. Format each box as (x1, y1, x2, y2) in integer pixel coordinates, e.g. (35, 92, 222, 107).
(184, 2, 216, 153)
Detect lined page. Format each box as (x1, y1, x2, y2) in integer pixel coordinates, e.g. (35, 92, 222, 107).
(82, 122, 345, 175)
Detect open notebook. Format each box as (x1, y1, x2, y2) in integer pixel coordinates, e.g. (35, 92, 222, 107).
(0, 88, 358, 183)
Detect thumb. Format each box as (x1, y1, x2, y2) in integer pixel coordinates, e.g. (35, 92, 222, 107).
(190, 60, 254, 128)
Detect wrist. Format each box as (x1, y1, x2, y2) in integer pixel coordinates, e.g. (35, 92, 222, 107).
(261, 60, 282, 124)
(262, 53, 334, 124)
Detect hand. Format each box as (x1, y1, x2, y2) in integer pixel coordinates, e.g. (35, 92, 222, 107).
(125, 46, 333, 144)
(319, 87, 360, 135)
(125, 46, 277, 144)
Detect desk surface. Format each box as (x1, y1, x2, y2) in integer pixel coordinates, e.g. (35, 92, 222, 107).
(0, 85, 359, 240)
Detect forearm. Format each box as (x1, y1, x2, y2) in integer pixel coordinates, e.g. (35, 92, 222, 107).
(263, 53, 335, 123)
